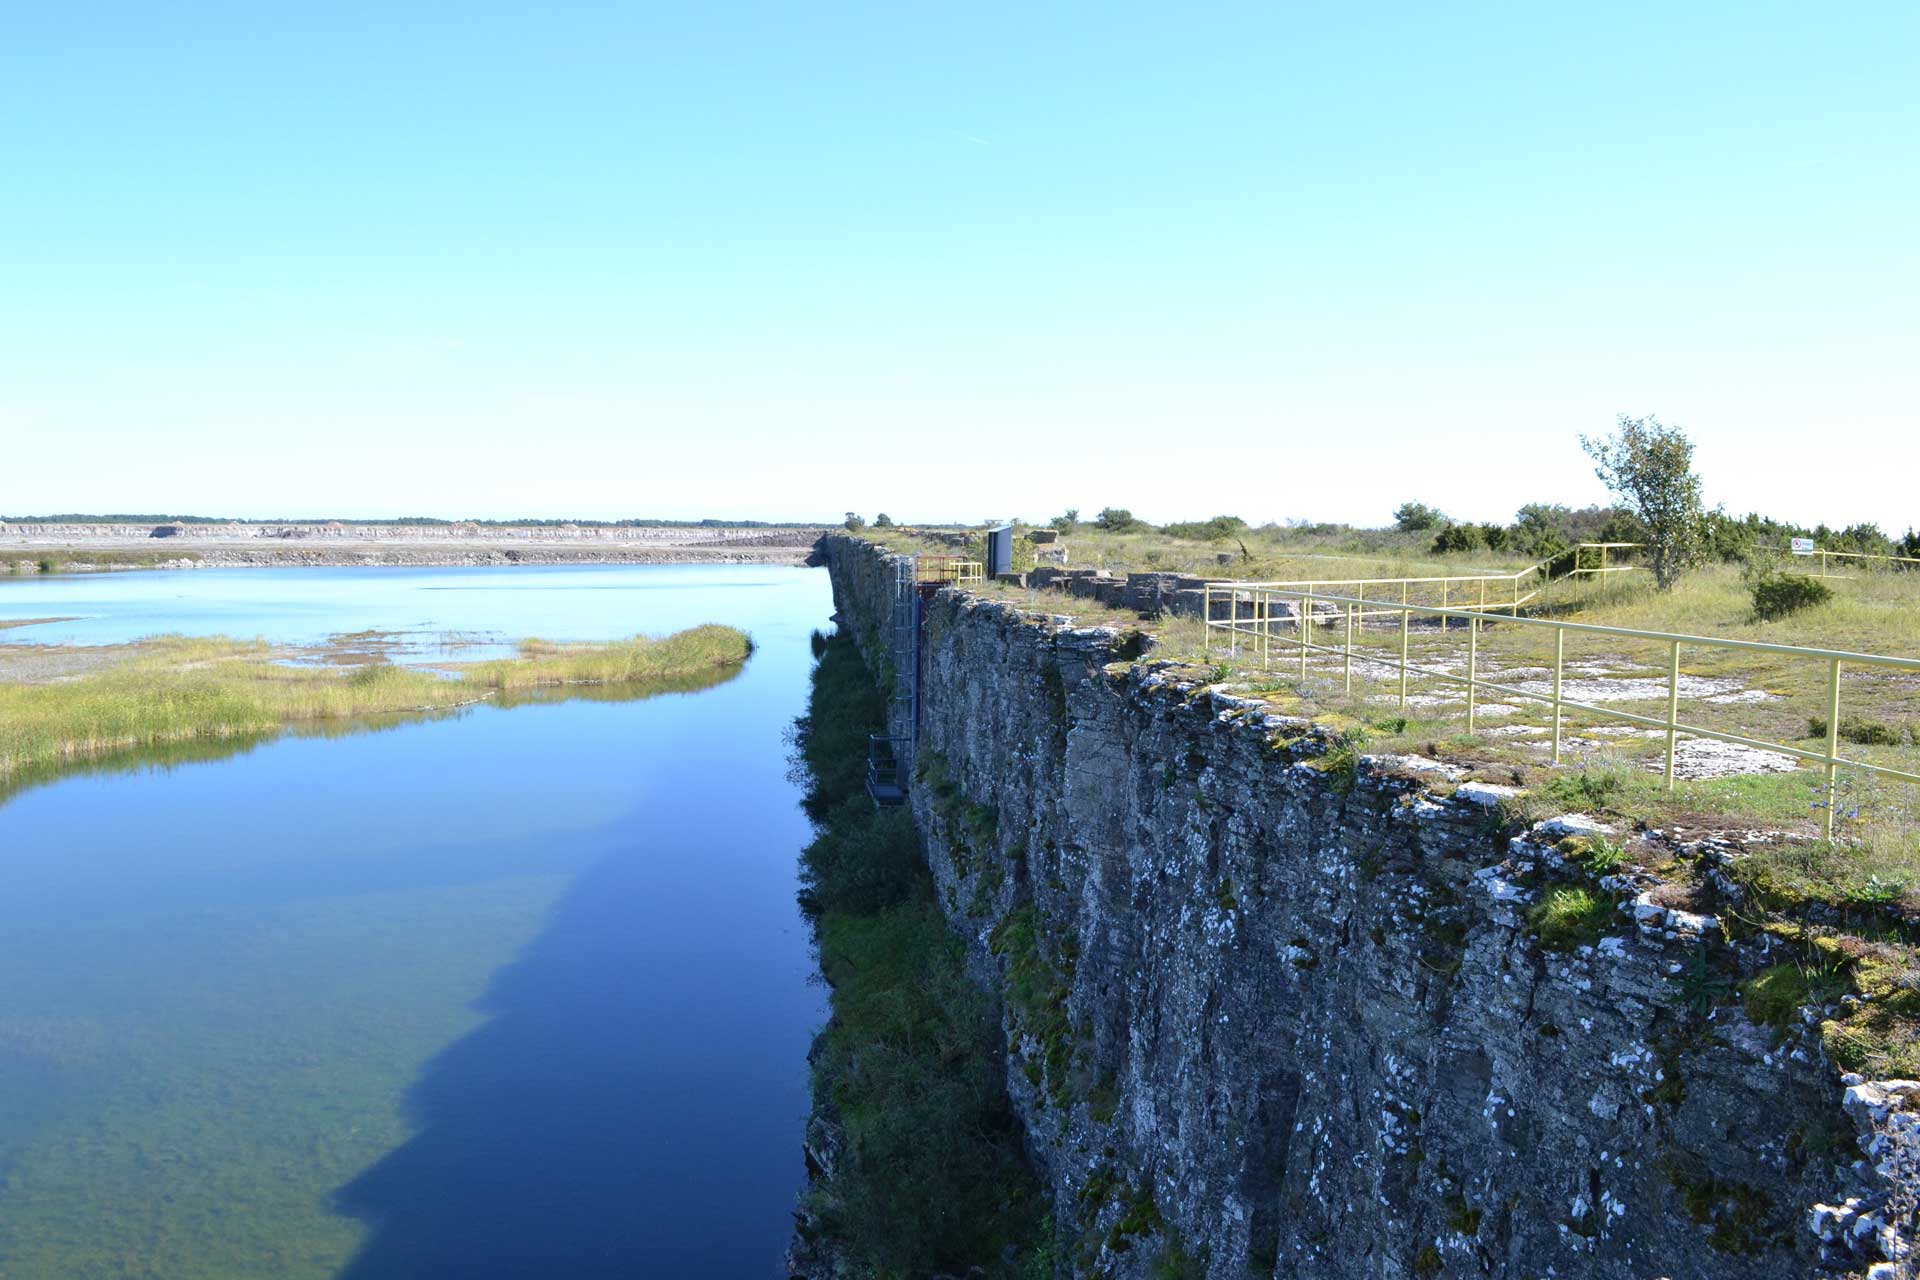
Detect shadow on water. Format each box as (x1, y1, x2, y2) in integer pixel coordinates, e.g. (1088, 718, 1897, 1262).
(328, 795, 801, 1276)
(324, 657, 815, 1279)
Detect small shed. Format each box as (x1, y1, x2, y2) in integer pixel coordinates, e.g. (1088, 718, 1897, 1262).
(150, 522, 187, 538)
(985, 525, 1015, 576)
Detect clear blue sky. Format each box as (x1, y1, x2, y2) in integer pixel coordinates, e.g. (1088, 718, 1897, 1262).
(3, 3, 1914, 528)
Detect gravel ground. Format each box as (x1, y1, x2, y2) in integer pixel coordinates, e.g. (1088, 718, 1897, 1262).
(0, 641, 142, 684)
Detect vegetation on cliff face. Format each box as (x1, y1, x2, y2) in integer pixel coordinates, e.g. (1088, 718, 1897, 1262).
(0, 625, 752, 786)
(789, 629, 1053, 1278)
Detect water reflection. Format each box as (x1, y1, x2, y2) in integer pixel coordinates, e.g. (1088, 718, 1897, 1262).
(0, 665, 741, 811)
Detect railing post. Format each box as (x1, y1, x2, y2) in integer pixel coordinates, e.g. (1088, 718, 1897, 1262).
(1440, 580, 1448, 633)
(1258, 591, 1270, 670)
(1344, 602, 1354, 693)
(1467, 612, 1478, 734)
(1551, 628, 1564, 764)
(1825, 657, 1842, 839)
(1248, 589, 1259, 668)
(1665, 640, 1680, 790)
(1301, 587, 1313, 681)
(1203, 586, 1212, 657)
(1399, 606, 1409, 710)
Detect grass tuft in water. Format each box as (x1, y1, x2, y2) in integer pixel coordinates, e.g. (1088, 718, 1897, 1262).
(0, 625, 752, 787)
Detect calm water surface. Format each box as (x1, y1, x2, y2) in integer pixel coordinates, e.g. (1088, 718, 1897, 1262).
(0, 565, 831, 1278)
(0, 562, 807, 659)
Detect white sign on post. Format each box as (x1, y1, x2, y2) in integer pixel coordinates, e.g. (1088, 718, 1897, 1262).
(1790, 537, 1816, 556)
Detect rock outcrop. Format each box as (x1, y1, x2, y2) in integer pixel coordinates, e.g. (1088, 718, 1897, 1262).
(814, 532, 1918, 1280)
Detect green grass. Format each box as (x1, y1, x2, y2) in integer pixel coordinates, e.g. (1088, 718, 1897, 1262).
(6, 548, 207, 573)
(458, 625, 751, 688)
(1821, 949, 1920, 1078)
(1527, 886, 1615, 951)
(1742, 959, 1851, 1028)
(0, 625, 751, 787)
(867, 520, 1544, 584)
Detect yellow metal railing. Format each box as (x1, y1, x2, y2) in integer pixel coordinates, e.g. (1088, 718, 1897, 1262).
(1200, 585, 1920, 837)
(1565, 542, 1640, 578)
(919, 557, 985, 585)
(1758, 544, 1920, 579)
(1207, 545, 1639, 635)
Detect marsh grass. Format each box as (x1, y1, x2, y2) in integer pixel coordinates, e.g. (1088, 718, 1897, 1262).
(458, 625, 751, 689)
(0, 616, 81, 632)
(0, 625, 752, 787)
(7, 548, 205, 573)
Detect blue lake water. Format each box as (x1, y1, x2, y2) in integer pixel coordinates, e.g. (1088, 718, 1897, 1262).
(0, 563, 809, 659)
(0, 565, 831, 1278)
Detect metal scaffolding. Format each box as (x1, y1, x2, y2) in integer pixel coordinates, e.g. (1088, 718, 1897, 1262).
(890, 553, 919, 761)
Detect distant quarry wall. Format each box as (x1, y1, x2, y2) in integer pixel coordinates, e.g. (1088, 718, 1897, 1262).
(0, 523, 829, 569)
(818, 533, 1920, 1280)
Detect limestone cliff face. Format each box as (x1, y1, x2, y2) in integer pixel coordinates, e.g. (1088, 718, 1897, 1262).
(817, 534, 1915, 1280)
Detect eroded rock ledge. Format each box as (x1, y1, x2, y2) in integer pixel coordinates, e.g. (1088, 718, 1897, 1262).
(809, 533, 1920, 1279)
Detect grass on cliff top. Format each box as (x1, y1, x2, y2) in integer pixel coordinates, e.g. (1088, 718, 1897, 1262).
(0, 624, 751, 786)
(871, 520, 1920, 660)
(857, 529, 1920, 1087)
(862, 521, 1537, 585)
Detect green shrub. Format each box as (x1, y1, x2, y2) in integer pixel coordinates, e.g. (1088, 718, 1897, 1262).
(1749, 569, 1832, 621)
(1513, 503, 1577, 560)
(1541, 760, 1632, 812)
(1317, 728, 1370, 793)
(788, 631, 888, 819)
(1394, 501, 1443, 533)
(1430, 523, 1480, 554)
(1160, 515, 1246, 542)
(1567, 834, 1631, 877)
(811, 903, 1044, 1272)
(798, 798, 929, 919)
(1808, 714, 1908, 746)
(793, 628, 1050, 1275)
